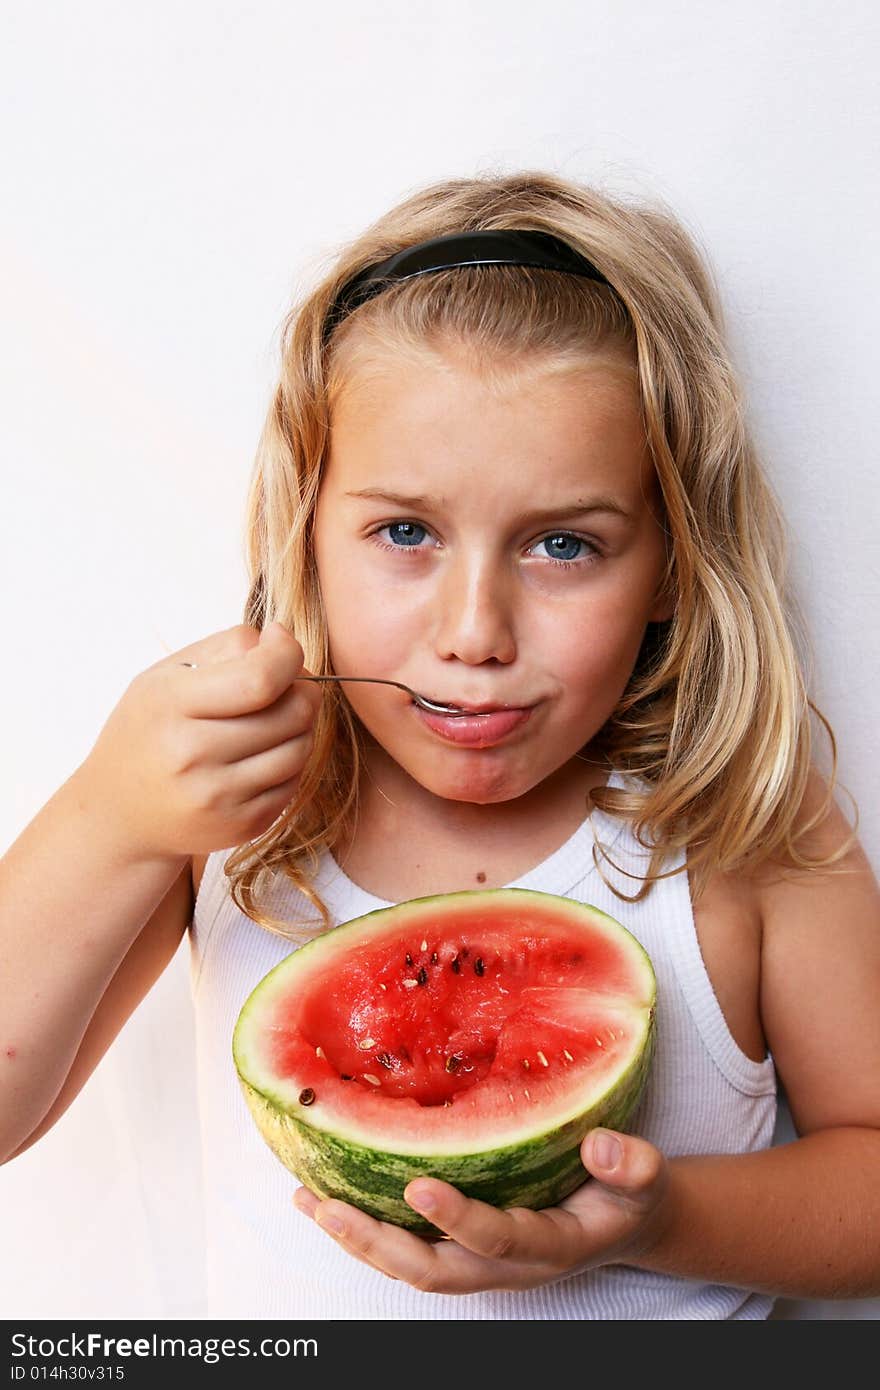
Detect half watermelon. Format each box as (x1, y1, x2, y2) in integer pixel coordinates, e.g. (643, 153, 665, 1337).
(233, 888, 656, 1232)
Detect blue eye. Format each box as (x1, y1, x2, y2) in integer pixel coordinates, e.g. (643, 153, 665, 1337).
(534, 533, 592, 564)
(380, 521, 428, 548)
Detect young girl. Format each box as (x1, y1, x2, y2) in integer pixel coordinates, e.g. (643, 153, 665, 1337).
(2, 170, 878, 1322)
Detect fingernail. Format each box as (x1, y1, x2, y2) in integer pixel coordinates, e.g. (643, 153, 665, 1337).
(593, 1131, 621, 1171)
(407, 1182, 436, 1213)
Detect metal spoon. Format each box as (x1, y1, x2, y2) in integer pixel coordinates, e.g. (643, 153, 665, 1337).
(180, 662, 471, 715)
(292, 675, 472, 716)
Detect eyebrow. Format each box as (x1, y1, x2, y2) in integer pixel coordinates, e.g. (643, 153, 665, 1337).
(344, 488, 635, 522)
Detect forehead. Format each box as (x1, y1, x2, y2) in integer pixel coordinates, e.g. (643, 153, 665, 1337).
(327, 342, 654, 494)
(330, 336, 639, 414)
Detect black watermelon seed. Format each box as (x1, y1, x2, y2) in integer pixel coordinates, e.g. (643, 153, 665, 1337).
(450, 956, 461, 974)
(299, 1088, 316, 1105)
(417, 966, 428, 986)
(376, 1053, 393, 1069)
(405, 952, 413, 967)
(340, 1074, 353, 1081)
(445, 1055, 462, 1073)
(474, 957, 485, 976)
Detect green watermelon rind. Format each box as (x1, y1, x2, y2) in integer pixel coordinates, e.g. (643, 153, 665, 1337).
(238, 1012, 654, 1233)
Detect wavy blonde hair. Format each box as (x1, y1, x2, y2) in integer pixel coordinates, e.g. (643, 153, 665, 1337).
(223, 168, 858, 939)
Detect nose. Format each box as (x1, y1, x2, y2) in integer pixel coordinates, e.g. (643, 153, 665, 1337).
(432, 549, 517, 666)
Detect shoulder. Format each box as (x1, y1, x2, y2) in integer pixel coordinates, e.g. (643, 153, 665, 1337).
(751, 762, 875, 960)
(749, 763, 871, 916)
(759, 764, 862, 876)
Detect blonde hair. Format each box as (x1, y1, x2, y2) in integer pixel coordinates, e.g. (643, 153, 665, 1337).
(223, 168, 858, 939)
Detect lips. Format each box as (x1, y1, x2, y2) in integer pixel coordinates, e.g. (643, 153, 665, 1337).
(412, 703, 533, 747)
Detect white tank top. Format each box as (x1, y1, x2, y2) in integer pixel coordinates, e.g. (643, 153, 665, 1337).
(188, 769, 777, 1320)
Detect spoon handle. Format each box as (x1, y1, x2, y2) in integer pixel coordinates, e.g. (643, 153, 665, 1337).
(292, 674, 461, 716)
(293, 674, 416, 696)
(177, 662, 463, 714)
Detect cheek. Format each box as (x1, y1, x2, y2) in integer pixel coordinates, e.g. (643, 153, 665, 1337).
(318, 551, 423, 668)
(532, 591, 646, 683)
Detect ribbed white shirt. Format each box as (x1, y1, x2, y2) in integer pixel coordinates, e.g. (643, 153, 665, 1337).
(188, 769, 777, 1319)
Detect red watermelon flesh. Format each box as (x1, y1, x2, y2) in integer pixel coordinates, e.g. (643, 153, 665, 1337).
(238, 890, 655, 1160)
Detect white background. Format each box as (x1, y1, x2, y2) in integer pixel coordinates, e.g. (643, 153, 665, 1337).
(2, 0, 878, 1320)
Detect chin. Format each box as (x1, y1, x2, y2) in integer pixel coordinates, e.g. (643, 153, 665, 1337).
(415, 762, 539, 806)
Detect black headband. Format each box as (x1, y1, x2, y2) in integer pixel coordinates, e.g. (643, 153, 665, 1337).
(323, 228, 614, 341)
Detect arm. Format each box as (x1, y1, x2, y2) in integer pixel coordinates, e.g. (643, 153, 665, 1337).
(625, 1129, 880, 1299)
(0, 764, 191, 1163)
(2, 620, 321, 1165)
